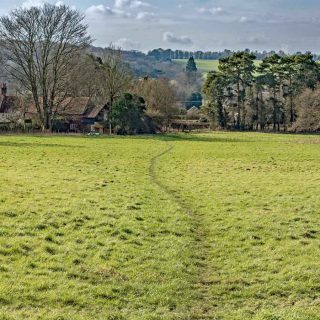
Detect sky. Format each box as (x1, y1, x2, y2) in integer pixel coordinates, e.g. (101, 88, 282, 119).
(2, 0, 320, 53)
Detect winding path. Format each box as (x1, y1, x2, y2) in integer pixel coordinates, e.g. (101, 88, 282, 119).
(148, 142, 214, 319)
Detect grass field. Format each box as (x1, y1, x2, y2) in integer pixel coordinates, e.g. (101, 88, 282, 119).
(174, 59, 261, 74)
(0, 132, 320, 319)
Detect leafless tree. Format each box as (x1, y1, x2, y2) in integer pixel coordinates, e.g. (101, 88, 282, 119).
(67, 53, 101, 100)
(293, 85, 320, 132)
(97, 46, 133, 134)
(133, 78, 180, 131)
(0, 4, 92, 131)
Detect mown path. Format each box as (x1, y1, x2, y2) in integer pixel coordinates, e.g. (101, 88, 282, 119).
(149, 142, 214, 319)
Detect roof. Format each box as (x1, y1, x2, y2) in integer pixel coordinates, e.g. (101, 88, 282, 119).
(27, 97, 99, 117)
(56, 97, 93, 116)
(187, 106, 200, 115)
(1, 95, 106, 120)
(84, 104, 106, 118)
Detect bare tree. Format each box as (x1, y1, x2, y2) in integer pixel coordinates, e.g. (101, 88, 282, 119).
(0, 4, 92, 131)
(67, 53, 102, 100)
(97, 47, 133, 134)
(293, 85, 320, 132)
(133, 78, 180, 131)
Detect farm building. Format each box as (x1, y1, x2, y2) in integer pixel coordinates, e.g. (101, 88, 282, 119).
(26, 97, 109, 132)
(0, 83, 109, 132)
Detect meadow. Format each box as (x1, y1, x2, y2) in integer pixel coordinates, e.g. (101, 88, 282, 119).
(174, 59, 261, 74)
(0, 132, 320, 319)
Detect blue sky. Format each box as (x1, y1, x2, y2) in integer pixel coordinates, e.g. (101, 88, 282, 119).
(2, 0, 320, 52)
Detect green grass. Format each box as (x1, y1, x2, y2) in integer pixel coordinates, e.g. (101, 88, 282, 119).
(174, 59, 220, 73)
(0, 132, 320, 319)
(174, 59, 261, 74)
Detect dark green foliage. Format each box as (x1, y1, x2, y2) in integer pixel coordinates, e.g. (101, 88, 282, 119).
(258, 54, 284, 131)
(185, 56, 199, 86)
(186, 56, 197, 73)
(112, 93, 154, 134)
(202, 51, 320, 132)
(218, 52, 256, 129)
(202, 71, 228, 128)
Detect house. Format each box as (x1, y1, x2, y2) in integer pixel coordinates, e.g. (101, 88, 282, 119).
(26, 97, 109, 132)
(0, 83, 109, 133)
(186, 106, 201, 120)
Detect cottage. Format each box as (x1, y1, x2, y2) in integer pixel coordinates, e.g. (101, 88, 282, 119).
(0, 83, 109, 133)
(27, 97, 109, 132)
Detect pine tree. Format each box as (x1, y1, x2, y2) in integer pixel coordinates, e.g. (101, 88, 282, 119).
(186, 56, 197, 72)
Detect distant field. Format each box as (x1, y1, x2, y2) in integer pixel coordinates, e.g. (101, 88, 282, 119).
(174, 59, 220, 73)
(174, 59, 261, 74)
(1, 133, 320, 319)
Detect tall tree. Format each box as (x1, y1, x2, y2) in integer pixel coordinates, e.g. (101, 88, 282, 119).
(202, 71, 228, 128)
(185, 56, 198, 85)
(112, 93, 146, 135)
(294, 85, 320, 132)
(280, 55, 298, 125)
(186, 56, 197, 73)
(258, 54, 284, 131)
(133, 78, 179, 132)
(219, 52, 256, 129)
(97, 47, 132, 134)
(0, 4, 91, 130)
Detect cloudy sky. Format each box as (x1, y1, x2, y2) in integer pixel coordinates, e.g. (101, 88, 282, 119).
(2, 0, 320, 53)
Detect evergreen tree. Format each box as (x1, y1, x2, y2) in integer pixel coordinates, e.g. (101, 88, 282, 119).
(202, 71, 228, 128)
(219, 52, 256, 129)
(112, 93, 146, 135)
(186, 56, 197, 72)
(258, 54, 284, 131)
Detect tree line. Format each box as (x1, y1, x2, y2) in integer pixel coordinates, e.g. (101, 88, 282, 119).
(148, 48, 320, 62)
(202, 52, 320, 132)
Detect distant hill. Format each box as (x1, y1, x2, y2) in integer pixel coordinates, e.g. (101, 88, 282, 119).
(0, 46, 185, 90)
(89, 46, 183, 79)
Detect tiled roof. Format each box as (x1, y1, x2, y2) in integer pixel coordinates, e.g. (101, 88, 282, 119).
(1, 95, 106, 120)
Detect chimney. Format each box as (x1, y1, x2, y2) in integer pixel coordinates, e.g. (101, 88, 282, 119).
(1, 83, 7, 97)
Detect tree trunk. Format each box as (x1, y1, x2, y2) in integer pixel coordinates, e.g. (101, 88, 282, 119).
(273, 88, 277, 131)
(236, 81, 241, 129)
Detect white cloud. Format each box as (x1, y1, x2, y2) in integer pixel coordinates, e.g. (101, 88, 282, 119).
(21, 0, 45, 9)
(114, 38, 141, 50)
(163, 32, 193, 45)
(85, 5, 131, 18)
(86, 5, 116, 16)
(86, 1, 154, 19)
(198, 7, 228, 15)
(239, 16, 256, 23)
(21, 0, 76, 10)
(136, 11, 156, 21)
(114, 0, 150, 10)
